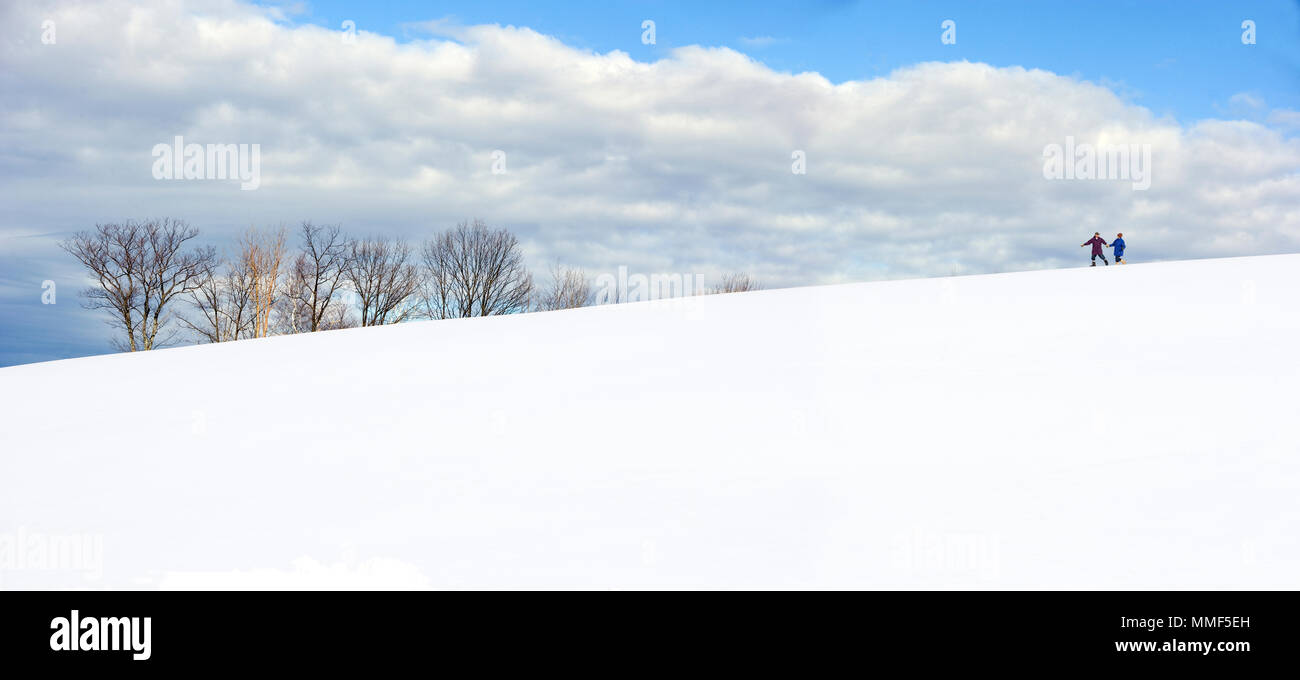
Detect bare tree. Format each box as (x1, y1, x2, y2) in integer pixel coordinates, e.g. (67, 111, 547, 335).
(180, 254, 255, 343)
(239, 227, 287, 338)
(421, 219, 534, 319)
(275, 264, 311, 335)
(276, 270, 355, 333)
(535, 264, 592, 311)
(61, 218, 215, 351)
(318, 299, 357, 331)
(279, 222, 351, 333)
(710, 272, 761, 294)
(343, 236, 422, 326)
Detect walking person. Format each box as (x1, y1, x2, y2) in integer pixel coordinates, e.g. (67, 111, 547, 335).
(1109, 233, 1126, 264)
(1081, 232, 1108, 266)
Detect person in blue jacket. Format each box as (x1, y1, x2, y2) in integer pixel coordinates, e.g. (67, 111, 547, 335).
(1109, 233, 1127, 264)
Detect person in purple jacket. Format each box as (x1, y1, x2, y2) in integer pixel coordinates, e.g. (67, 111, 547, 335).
(1081, 232, 1108, 266)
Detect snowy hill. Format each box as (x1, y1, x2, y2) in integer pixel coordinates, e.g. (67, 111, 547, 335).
(2, 255, 1298, 589)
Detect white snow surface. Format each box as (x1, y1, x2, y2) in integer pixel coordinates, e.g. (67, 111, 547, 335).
(2, 255, 1298, 589)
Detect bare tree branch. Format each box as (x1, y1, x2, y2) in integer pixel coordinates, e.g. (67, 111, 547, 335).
(709, 272, 761, 295)
(239, 226, 287, 338)
(343, 236, 421, 326)
(279, 222, 351, 333)
(179, 253, 256, 343)
(535, 264, 592, 311)
(61, 218, 215, 351)
(421, 219, 534, 319)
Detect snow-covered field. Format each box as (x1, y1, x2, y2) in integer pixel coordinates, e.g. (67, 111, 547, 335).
(2, 255, 1298, 589)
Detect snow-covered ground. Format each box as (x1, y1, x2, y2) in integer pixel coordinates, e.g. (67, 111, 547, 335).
(2, 255, 1298, 589)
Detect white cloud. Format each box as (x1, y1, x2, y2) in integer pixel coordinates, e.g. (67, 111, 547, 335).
(1, 0, 1297, 301)
(1229, 92, 1265, 110)
(1269, 109, 1300, 130)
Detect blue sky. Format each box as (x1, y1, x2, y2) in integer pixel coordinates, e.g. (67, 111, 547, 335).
(2, 0, 1298, 368)
(286, 0, 1300, 122)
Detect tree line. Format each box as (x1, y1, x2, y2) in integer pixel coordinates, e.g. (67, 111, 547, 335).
(61, 218, 759, 352)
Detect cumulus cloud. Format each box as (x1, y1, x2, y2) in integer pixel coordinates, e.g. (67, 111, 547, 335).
(1, 0, 1298, 359)
(1270, 108, 1300, 131)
